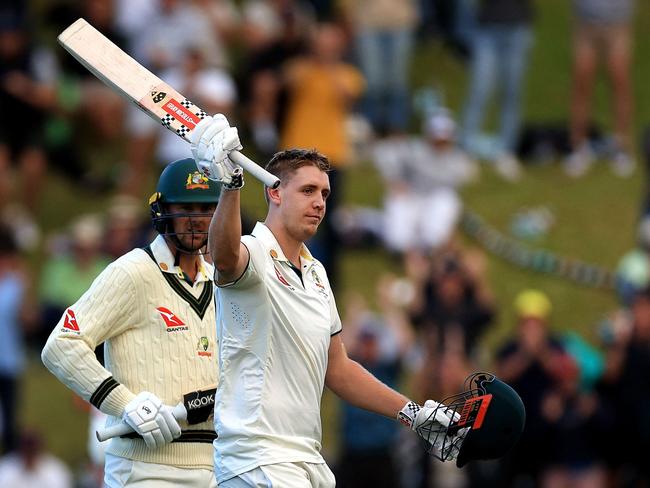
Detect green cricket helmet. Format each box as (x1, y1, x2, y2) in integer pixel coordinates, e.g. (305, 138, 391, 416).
(455, 373, 526, 467)
(149, 158, 221, 252)
(414, 372, 525, 467)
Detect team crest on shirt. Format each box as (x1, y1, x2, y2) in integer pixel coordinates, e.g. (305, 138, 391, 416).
(311, 269, 329, 299)
(196, 336, 213, 357)
(157, 307, 188, 332)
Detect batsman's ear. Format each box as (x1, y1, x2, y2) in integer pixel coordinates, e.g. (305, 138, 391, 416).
(265, 185, 281, 205)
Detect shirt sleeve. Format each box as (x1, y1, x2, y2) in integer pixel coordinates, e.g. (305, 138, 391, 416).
(41, 261, 143, 416)
(218, 235, 266, 289)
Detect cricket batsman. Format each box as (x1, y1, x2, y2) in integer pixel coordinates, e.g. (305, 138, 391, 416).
(42, 158, 221, 487)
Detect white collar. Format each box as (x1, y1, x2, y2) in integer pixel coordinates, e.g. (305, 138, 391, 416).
(251, 222, 315, 269)
(149, 235, 213, 283)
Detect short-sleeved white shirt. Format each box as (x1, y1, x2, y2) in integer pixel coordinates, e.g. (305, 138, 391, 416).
(213, 223, 342, 483)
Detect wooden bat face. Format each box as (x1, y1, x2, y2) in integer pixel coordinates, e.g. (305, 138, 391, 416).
(57, 18, 280, 187)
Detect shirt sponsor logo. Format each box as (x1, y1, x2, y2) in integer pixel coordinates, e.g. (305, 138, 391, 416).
(62, 308, 80, 332)
(273, 265, 295, 291)
(157, 307, 188, 332)
(197, 336, 212, 357)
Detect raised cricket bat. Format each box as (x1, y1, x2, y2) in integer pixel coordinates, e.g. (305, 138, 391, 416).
(58, 18, 280, 188)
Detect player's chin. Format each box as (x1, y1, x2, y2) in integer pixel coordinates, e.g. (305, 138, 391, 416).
(302, 222, 320, 239)
(184, 234, 208, 252)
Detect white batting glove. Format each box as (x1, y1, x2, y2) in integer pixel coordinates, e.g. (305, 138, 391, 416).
(398, 400, 467, 461)
(190, 114, 244, 189)
(122, 392, 182, 449)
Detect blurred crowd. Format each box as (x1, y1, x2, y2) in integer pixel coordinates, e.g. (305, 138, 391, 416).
(0, 0, 646, 487)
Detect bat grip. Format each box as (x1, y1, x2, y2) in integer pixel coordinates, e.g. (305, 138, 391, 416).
(96, 403, 187, 442)
(230, 151, 280, 189)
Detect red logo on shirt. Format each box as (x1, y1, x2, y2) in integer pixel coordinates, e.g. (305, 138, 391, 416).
(62, 309, 80, 331)
(273, 265, 294, 290)
(157, 307, 188, 332)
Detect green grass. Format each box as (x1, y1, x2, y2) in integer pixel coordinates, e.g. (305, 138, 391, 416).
(19, 0, 650, 468)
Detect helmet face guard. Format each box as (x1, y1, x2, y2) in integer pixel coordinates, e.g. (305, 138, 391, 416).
(150, 204, 214, 255)
(414, 372, 525, 467)
(149, 158, 221, 254)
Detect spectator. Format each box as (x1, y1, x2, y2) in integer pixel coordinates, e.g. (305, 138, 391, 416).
(565, 0, 636, 178)
(46, 0, 127, 143)
(340, 0, 418, 134)
(0, 224, 28, 454)
(131, 0, 219, 72)
(539, 353, 608, 488)
(239, 0, 313, 157)
(460, 0, 535, 182)
(495, 289, 571, 486)
(336, 286, 414, 488)
(280, 21, 365, 285)
(192, 0, 241, 68)
(372, 109, 478, 256)
(113, 0, 159, 50)
(410, 250, 495, 362)
(38, 214, 110, 350)
(103, 195, 150, 259)
(615, 215, 650, 307)
(597, 286, 650, 486)
(0, 7, 55, 214)
(0, 430, 72, 488)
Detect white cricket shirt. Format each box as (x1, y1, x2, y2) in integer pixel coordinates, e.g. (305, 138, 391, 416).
(213, 223, 342, 483)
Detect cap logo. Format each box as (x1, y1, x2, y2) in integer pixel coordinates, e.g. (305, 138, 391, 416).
(186, 171, 210, 190)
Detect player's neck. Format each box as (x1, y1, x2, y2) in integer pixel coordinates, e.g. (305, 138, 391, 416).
(177, 253, 201, 282)
(264, 219, 302, 268)
(165, 238, 203, 282)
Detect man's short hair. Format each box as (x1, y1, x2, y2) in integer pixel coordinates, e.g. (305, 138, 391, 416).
(263, 149, 330, 203)
(265, 149, 330, 182)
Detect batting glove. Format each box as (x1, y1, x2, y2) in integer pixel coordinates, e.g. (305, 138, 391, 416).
(398, 400, 467, 461)
(122, 392, 182, 449)
(190, 114, 244, 189)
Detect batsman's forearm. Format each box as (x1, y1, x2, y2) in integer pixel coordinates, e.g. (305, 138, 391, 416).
(41, 334, 135, 417)
(327, 357, 409, 419)
(209, 189, 243, 278)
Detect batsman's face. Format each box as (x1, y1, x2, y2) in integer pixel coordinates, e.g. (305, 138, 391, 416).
(278, 165, 330, 241)
(168, 203, 216, 251)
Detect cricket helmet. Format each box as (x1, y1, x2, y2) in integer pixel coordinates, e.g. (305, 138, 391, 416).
(415, 372, 525, 467)
(456, 373, 525, 467)
(149, 158, 220, 252)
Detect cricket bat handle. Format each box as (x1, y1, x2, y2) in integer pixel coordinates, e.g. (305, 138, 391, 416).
(229, 151, 280, 189)
(96, 403, 187, 442)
